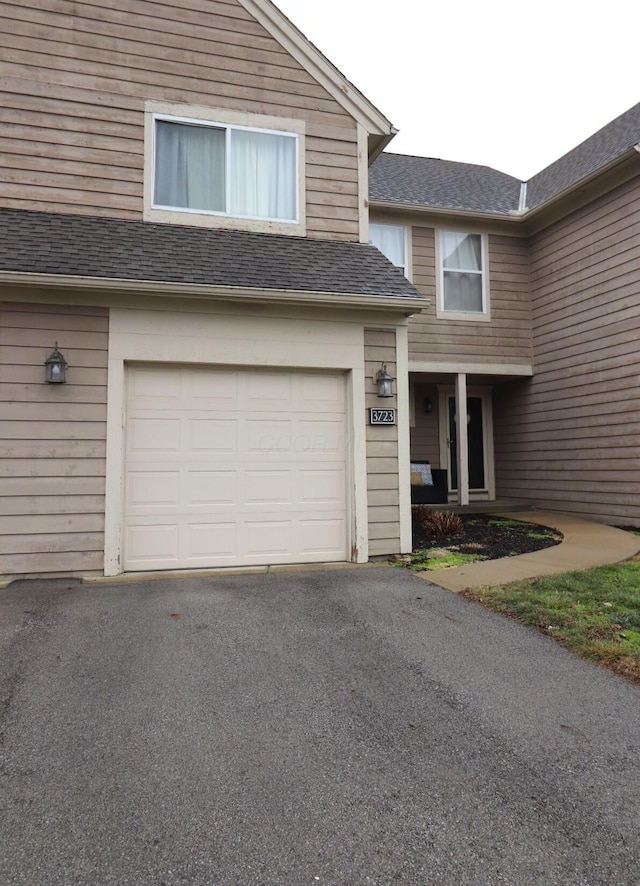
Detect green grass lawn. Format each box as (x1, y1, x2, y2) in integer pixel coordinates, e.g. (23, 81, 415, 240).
(463, 560, 640, 684)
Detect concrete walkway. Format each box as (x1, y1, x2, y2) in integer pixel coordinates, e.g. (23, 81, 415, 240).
(424, 511, 640, 592)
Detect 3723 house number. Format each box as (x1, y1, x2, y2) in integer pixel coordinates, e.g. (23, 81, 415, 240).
(369, 408, 396, 425)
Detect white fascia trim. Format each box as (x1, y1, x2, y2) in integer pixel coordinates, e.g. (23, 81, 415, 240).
(410, 360, 533, 376)
(0, 271, 427, 314)
(369, 199, 522, 225)
(237, 0, 394, 139)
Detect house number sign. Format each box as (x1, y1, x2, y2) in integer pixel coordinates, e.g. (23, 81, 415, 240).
(369, 408, 396, 425)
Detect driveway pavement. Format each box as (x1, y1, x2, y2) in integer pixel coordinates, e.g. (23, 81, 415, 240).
(1, 568, 639, 885)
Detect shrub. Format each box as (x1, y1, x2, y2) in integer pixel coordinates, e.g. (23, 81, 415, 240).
(415, 507, 464, 538)
(412, 505, 433, 525)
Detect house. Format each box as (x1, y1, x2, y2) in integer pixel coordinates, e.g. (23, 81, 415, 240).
(1, 1, 639, 581)
(368, 105, 640, 528)
(0, 0, 429, 578)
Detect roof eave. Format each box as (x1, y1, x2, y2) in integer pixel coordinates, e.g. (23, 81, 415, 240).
(0, 270, 427, 315)
(237, 0, 395, 144)
(368, 130, 398, 163)
(519, 145, 640, 226)
(369, 199, 523, 224)
(371, 145, 640, 226)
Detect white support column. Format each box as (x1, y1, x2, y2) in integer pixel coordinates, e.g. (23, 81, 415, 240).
(356, 123, 370, 244)
(455, 372, 469, 506)
(395, 323, 412, 553)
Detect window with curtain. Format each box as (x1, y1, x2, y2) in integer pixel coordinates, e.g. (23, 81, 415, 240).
(369, 222, 407, 275)
(153, 117, 298, 223)
(440, 231, 485, 313)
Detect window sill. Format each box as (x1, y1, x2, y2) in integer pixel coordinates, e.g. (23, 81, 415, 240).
(143, 206, 307, 237)
(435, 308, 491, 322)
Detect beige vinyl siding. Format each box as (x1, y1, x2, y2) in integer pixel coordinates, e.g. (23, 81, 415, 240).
(409, 383, 440, 466)
(0, 0, 360, 240)
(364, 328, 400, 555)
(0, 301, 108, 577)
(407, 226, 532, 365)
(494, 175, 640, 526)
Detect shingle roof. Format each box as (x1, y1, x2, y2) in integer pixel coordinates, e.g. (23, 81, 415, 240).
(369, 153, 522, 215)
(369, 103, 640, 216)
(526, 102, 640, 209)
(0, 209, 423, 300)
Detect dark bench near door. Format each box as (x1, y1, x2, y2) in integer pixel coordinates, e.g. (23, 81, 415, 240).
(410, 468, 448, 505)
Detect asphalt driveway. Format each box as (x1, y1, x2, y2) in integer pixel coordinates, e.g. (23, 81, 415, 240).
(1, 567, 639, 885)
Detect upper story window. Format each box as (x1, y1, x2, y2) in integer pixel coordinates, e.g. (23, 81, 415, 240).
(144, 102, 306, 235)
(438, 231, 489, 320)
(154, 116, 298, 222)
(369, 222, 409, 276)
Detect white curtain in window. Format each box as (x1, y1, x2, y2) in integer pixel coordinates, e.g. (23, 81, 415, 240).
(154, 121, 225, 212)
(442, 232, 481, 270)
(369, 223, 405, 270)
(442, 232, 483, 311)
(230, 129, 296, 220)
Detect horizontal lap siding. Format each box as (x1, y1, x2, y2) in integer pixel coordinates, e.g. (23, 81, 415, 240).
(364, 329, 400, 556)
(0, 301, 108, 577)
(0, 0, 360, 240)
(410, 383, 440, 466)
(494, 176, 640, 525)
(407, 226, 532, 365)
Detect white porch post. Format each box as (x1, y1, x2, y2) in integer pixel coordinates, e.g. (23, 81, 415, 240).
(395, 323, 412, 554)
(455, 372, 469, 506)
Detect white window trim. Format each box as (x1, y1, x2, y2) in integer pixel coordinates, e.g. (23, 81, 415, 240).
(144, 100, 306, 236)
(437, 384, 495, 500)
(435, 229, 490, 322)
(369, 221, 412, 280)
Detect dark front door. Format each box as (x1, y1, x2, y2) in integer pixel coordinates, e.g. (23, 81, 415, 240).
(448, 396, 485, 490)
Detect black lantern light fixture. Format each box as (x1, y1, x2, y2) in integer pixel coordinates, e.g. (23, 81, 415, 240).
(375, 363, 394, 398)
(45, 343, 68, 384)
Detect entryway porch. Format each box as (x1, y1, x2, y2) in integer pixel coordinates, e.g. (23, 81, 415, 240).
(409, 363, 534, 506)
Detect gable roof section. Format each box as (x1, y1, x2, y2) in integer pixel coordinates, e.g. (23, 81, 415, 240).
(526, 102, 640, 209)
(368, 104, 640, 218)
(0, 209, 422, 303)
(369, 153, 522, 215)
(238, 0, 395, 153)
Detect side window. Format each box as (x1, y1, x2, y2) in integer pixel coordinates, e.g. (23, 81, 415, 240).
(153, 116, 298, 223)
(144, 104, 306, 235)
(369, 222, 408, 276)
(438, 231, 489, 319)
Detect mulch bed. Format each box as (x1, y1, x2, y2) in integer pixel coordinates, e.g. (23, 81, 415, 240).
(412, 512, 563, 561)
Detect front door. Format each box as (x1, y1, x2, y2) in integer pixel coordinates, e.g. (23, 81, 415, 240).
(439, 387, 495, 500)
(448, 396, 485, 490)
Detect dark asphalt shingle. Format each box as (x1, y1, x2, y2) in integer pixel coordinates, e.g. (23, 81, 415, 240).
(526, 102, 640, 209)
(369, 103, 640, 216)
(369, 153, 522, 215)
(0, 209, 423, 300)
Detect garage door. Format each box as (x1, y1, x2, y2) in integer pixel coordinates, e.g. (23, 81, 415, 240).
(123, 366, 348, 571)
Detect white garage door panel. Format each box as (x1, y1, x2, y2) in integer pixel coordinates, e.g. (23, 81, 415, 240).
(187, 523, 237, 559)
(124, 367, 348, 570)
(189, 419, 238, 452)
(127, 524, 180, 564)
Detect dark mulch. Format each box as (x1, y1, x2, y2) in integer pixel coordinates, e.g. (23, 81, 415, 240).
(412, 512, 563, 561)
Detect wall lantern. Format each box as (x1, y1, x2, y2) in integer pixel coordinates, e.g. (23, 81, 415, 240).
(424, 397, 433, 414)
(375, 363, 394, 398)
(45, 343, 68, 384)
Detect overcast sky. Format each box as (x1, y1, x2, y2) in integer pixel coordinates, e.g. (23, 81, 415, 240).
(274, 0, 639, 181)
